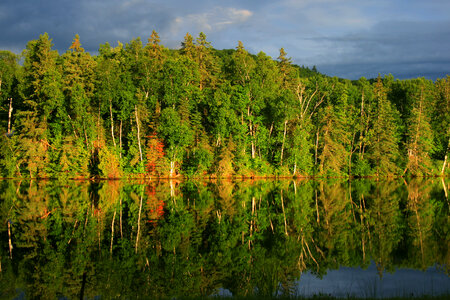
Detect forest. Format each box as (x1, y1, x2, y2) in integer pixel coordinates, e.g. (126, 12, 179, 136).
(0, 31, 449, 179)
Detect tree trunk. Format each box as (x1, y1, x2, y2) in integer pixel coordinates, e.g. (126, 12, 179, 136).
(97, 103, 101, 146)
(280, 120, 288, 166)
(83, 122, 89, 147)
(359, 90, 365, 159)
(441, 137, 449, 175)
(120, 197, 123, 238)
(442, 153, 448, 176)
(281, 189, 288, 236)
(135, 192, 143, 253)
(119, 120, 122, 159)
(110, 210, 116, 254)
(170, 160, 175, 178)
(7, 98, 13, 135)
(8, 220, 12, 259)
(251, 141, 255, 159)
(67, 114, 78, 139)
(441, 177, 448, 200)
(315, 128, 320, 166)
(135, 105, 143, 162)
(110, 100, 116, 147)
(216, 134, 221, 147)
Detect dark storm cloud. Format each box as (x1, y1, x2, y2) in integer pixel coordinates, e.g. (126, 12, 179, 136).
(76, 0, 177, 52)
(0, 0, 448, 79)
(0, 0, 184, 53)
(0, 0, 79, 52)
(311, 20, 450, 79)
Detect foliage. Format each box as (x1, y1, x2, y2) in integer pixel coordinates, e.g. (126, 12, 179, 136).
(0, 33, 447, 179)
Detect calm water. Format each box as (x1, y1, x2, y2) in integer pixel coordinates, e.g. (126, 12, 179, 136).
(0, 178, 448, 299)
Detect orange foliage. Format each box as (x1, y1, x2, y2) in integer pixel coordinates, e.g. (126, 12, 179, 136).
(146, 185, 165, 224)
(146, 135, 165, 177)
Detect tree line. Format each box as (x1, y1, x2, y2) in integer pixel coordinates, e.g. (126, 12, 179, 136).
(0, 31, 449, 179)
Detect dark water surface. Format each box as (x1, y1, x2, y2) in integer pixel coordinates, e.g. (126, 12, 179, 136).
(0, 178, 448, 299)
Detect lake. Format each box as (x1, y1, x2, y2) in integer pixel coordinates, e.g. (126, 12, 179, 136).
(0, 178, 448, 299)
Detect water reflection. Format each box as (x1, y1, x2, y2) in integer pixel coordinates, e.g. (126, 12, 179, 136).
(297, 263, 449, 298)
(0, 178, 448, 299)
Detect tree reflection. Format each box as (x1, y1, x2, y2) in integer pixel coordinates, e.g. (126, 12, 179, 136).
(0, 178, 448, 298)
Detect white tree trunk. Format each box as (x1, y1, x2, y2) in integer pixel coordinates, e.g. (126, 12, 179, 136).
(135, 105, 143, 162)
(135, 192, 143, 253)
(8, 98, 13, 135)
(280, 120, 288, 166)
(441, 138, 449, 175)
(119, 120, 122, 159)
(110, 100, 116, 147)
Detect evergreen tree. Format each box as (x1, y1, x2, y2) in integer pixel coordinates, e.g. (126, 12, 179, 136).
(368, 76, 401, 176)
(351, 77, 374, 176)
(61, 34, 97, 147)
(230, 41, 256, 86)
(18, 33, 64, 177)
(195, 32, 219, 91)
(181, 32, 196, 60)
(317, 81, 354, 176)
(0, 51, 20, 176)
(277, 47, 294, 90)
(433, 76, 450, 174)
(21, 33, 65, 139)
(0, 51, 19, 134)
(406, 79, 435, 176)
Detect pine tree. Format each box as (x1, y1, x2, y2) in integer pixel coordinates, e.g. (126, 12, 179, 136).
(318, 105, 350, 176)
(317, 81, 356, 176)
(406, 79, 435, 176)
(231, 41, 255, 86)
(62, 34, 97, 147)
(368, 76, 401, 176)
(433, 76, 450, 174)
(0, 51, 20, 177)
(0, 51, 19, 134)
(21, 33, 64, 137)
(277, 48, 294, 89)
(19, 33, 64, 177)
(181, 32, 196, 60)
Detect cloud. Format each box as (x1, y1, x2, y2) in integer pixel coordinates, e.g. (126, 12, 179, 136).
(229, 0, 450, 79)
(307, 20, 450, 79)
(170, 7, 253, 35)
(0, 0, 448, 79)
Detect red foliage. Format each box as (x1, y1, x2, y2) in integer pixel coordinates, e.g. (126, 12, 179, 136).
(146, 134, 165, 176)
(146, 185, 165, 224)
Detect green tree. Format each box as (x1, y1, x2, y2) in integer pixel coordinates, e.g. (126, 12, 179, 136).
(317, 81, 354, 176)
(405, 79, 435, 176)
(433, 76, 450, 174)
(18, 33, 64, 177)
(351, 77, 374, 176)
(62, 34, 97, 139)
(21, 33, 65, 140)
(0, 51, 20, 176)
(158, 107, 193, 177)
(368, 76, 401, 176)
(0, 51, 19, 134)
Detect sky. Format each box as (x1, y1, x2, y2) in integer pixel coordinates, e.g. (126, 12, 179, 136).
(1, 0, 449, 80)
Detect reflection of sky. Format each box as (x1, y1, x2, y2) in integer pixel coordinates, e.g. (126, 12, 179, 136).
(297, 263, 450, 298)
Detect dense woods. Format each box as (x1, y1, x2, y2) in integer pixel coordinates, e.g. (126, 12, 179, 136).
(0, 32, 449, 179)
